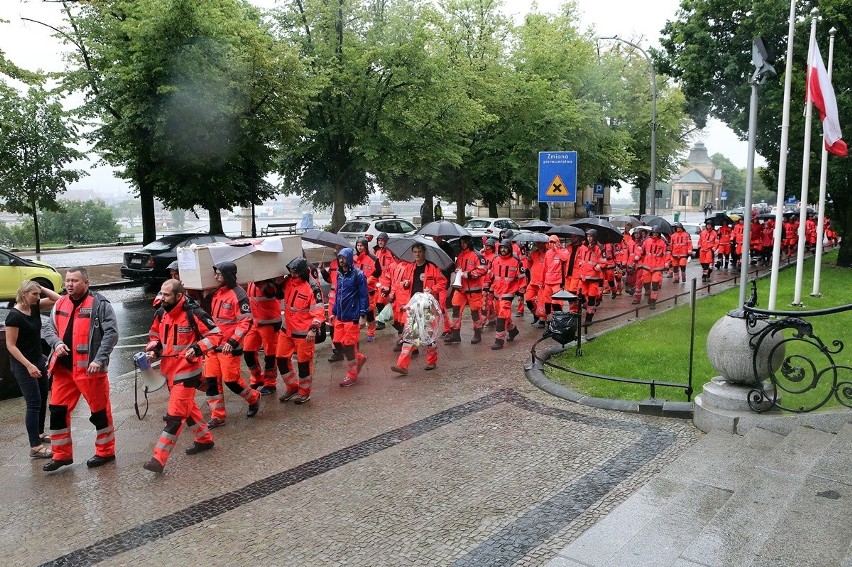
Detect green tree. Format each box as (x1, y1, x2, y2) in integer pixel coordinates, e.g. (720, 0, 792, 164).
(36, 199, 121, 245)
(712, 153, 747, 207)
(657, 0, 852, 265)
(274, 0, 447, 231)
(58, 0, 309, 240)
(0, 86, 85, 253)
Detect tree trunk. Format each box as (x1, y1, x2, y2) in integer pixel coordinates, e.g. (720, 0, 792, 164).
(455, 185, 465, 224)
(31, 199, 41, 254)
(837, 238, 851, 267)
(208, 207, 224, 234)
(636, 173, 649, 216)
(331, 183, 347, 233)
(140, 178, 157, 245)
(488, 201, 498, 217)
(421, 193, 433, 225)
(538, 202, 548, 221)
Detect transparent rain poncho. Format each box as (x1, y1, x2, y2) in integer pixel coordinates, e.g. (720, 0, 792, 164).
(401, 292, 443, 347)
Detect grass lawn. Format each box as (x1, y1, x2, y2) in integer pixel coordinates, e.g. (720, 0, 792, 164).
(547, 249, 852, 405)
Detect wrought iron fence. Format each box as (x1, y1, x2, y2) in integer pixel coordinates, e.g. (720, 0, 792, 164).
(528, 281, 698, 402)
(744, 297, 852, 413)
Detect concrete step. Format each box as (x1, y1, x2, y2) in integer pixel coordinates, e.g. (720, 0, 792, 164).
(679, 425, 836, 567)
(547, 428, 780, 566)
(655, 426, 781, 489)
(744, 423, 852, 567)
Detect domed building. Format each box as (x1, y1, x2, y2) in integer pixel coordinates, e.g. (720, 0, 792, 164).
(671, 142, 723, 213)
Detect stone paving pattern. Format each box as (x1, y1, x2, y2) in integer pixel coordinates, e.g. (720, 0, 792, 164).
(0, 263, 708, 566)
(0, 318, 700, 566)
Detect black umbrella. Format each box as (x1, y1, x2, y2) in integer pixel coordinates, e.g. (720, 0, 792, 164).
(640, 215, 673, 235)
(385, 236, 454, 271)
(512, 231, 550, 244)
(520, 219, 554, 232)
(300, 229, 350, 249)
(547, 225, 586, 238)
(416, 220, 470, 238)
(705, 212, 737, 226)
(570, 218, 623, 244)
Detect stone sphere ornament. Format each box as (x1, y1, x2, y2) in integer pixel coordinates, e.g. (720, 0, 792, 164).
(706, 314, 785, 385)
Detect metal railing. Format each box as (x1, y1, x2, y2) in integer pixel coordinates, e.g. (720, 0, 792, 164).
(744, 285, 852, 413)
(529, 279, 700, 402)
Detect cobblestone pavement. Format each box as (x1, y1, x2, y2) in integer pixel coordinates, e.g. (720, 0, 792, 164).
(0, 308, 700, 566)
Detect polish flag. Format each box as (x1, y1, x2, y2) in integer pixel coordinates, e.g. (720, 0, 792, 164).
(808, 40, 847, 157)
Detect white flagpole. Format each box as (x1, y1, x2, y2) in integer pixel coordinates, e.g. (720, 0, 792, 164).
(811, 27, 836, 297)
(768, 0, 799, 311)
(793, 10, 818, 306)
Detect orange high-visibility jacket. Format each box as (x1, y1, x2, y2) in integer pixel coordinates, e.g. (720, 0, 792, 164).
(210, 284, 253, 349)
(149, 296, 220, 384)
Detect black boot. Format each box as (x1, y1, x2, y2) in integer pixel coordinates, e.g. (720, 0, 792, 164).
(471, 328, 482, 344)
(327, 351, 344, 363)
(584, 313, 594, 326)
(444, 329, 462, 344)
(507, 327, 520, 342)
(490, 339, 504, 350)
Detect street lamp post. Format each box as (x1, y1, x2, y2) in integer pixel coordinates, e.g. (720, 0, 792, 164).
(599, 36, 657, 215)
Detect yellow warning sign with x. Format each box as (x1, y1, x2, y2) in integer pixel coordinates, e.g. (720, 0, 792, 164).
(545, 175, 567, 196)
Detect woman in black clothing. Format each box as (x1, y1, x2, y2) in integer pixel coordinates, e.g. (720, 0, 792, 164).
(5, 280, 60, 459)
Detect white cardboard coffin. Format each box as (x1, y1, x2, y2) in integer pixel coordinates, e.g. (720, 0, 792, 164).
(177, 235, 302, 290)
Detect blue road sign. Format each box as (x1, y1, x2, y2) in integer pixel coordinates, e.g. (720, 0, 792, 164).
(593, 183, 605, 198)
(538, 151, 577, 202)
(720, 190, 728, 201)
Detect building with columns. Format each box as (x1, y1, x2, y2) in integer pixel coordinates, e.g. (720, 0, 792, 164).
(671, 142, 723, 213)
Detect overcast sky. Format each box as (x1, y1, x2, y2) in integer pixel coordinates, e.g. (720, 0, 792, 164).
(0, 0, 761, 198)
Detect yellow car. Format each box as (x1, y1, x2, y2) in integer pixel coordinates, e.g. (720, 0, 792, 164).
(0, 248, 63, 300)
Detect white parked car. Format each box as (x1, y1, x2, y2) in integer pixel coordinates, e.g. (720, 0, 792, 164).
(680, 222, 702, 257)
(337, 215, 417, 246)
(462, 217, 522, 239)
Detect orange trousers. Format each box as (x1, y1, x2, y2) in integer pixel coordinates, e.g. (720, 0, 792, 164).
(48, 366, 115, 462)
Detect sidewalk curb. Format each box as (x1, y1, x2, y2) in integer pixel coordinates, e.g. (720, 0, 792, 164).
(524, 341, 694, 420)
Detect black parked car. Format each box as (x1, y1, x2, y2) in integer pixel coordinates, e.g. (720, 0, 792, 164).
(121, 233, 231, 283)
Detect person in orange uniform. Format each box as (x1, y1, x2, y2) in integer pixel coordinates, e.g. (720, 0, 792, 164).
(749, 215, 763, 264)
(575, 229, 605, 326)
(41, 267, 119, 472)
(490, 239, 524, 349)
(333, 248, 369, 386)
(732, 218, 745, 268)
(390, 241, 447, 374)
(805, 213, 817, 252)
(760, 218, 775, 265)
(481, 238, 498, 327)
(142, 279, 219, 473)
(373, 233, 395, 330)
(354, 237, 382, 342)
(669, 223, 692, 283)
(541, 234, 568, 322)
(698, 220, 719, 282)
(446, 235, 488, 345)
(601, 240, 618, 298)
(617, 223, 637, 295)
(276, 258, 326, 404)
(824, 218, 838, 248)
(716, 219, 733, 270)
(524, 240, 548, 324)
(637, 229, 668, 309)
(204, 262, 261, 428)
(244, 279, 283, 395)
